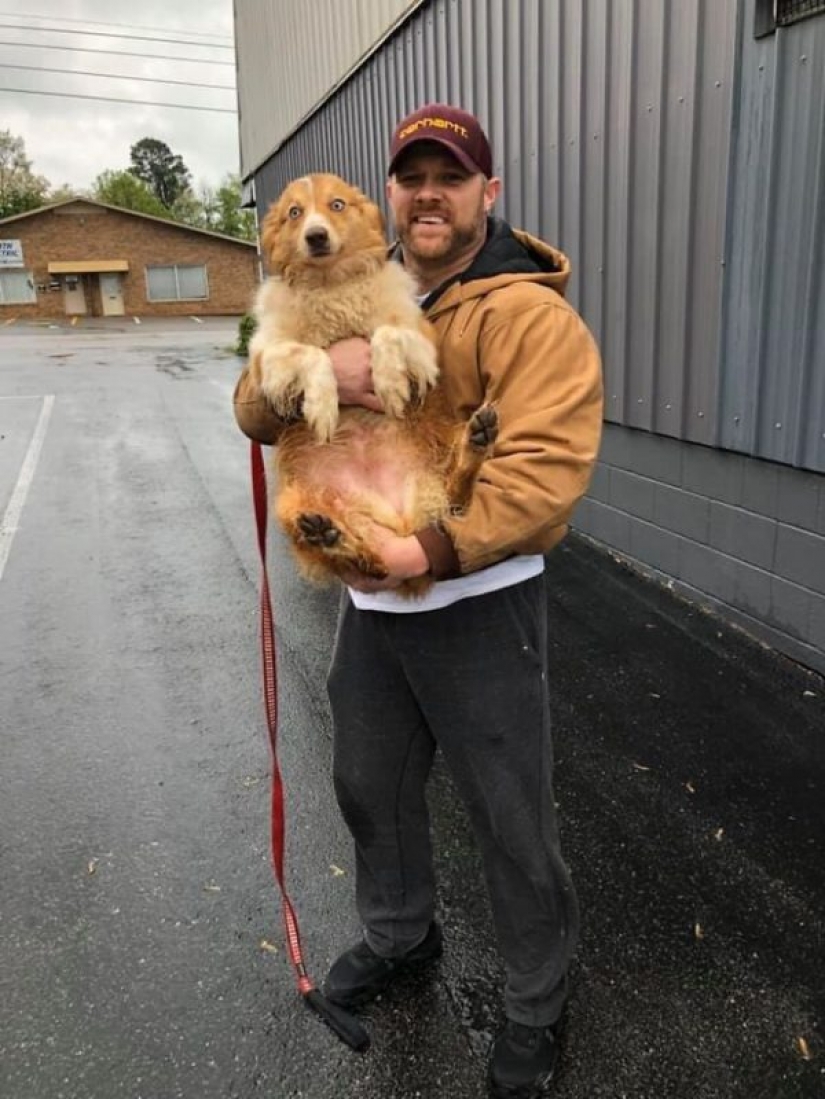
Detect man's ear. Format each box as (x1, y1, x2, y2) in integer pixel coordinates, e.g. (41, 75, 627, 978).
(483, 176, 502, 213)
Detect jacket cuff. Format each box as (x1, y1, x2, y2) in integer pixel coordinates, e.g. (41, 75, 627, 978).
(233, 373, 298, 445)
(414, 523, 462, 580)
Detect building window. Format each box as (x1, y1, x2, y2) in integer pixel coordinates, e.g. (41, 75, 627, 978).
(145, 264, 209, 302)
(777, 0, 825, 23)
(0, 269, 37, 304)
(756, 0, 825, 35)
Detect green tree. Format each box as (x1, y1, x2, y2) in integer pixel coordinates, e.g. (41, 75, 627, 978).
(213, 174, 256, 241)
(0, 130, 50, 218)
(49, 183, 85, 203)
(168, 187, 208, 229)
(163, 176, 255, 241)
(93, 170, 170, 217)
(129, 138, 191, 209)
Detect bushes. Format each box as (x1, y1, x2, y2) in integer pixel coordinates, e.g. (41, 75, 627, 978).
(235, 312, 257, 357)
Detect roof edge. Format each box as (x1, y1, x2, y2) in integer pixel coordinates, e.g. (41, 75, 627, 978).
(0, 197, 257, 248)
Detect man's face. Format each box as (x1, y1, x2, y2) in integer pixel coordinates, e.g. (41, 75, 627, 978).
(387, 144, 499, 267)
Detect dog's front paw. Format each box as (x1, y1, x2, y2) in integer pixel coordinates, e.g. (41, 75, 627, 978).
(370, 326, 411, 418)
(302, 367, 340, 442)
(256, 346, 302, 415)
(371, 326, 439, 418)
(401, 329, 439, 396)
(253, 341, 338, 437)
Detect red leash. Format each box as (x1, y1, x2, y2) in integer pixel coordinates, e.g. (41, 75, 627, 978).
(250, 440, 369, 1053)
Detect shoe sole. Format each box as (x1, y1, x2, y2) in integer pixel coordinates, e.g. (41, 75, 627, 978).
(488, 1066, 555, 1099)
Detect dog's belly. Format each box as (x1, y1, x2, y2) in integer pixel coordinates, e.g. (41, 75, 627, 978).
(316, 422, 422, 515)
(285, 413, 446, 526)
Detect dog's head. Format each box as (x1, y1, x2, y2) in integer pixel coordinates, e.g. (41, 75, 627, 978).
(261, 174, 387, 281)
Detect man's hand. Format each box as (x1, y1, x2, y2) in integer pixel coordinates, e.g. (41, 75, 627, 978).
(328, 338, 384, 412)
(340, 527, 430, 593)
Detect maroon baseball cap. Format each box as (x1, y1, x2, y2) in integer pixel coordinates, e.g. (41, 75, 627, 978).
(388, 103, 493, 177)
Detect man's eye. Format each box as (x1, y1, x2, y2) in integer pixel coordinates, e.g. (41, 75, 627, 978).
(330, 198, 346, 212)
(288, 205, 302, 219)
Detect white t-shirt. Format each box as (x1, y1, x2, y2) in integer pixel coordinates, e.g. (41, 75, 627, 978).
(348, 555, 545, 614)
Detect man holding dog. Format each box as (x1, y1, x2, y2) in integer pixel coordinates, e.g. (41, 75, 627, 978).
(235, 104, 603, 1098)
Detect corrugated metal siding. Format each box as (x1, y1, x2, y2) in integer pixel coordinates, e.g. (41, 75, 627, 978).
(721, 1, 825, 472)
(244, 0, 824, 474)
(234, 0, 423, 179)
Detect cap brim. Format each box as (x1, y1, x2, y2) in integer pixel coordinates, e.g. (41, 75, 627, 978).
(388, 137, 481, 177)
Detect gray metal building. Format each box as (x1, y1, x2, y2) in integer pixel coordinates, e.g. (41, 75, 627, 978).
(234, 0, 825, 674)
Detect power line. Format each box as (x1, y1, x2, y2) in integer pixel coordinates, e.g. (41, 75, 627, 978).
(0, 40, 235, 65)
(1, 62, 235, 91)
(0, 21, 233, 49)
(0, 10, 232, 43)
(0, 87, 237, 113)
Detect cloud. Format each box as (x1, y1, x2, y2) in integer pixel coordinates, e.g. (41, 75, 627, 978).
(0, 0, 240, 191)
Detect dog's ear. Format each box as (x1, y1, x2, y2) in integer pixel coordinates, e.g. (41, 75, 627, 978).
(260, 197, 288, 275)
(358, 193, 387, 243)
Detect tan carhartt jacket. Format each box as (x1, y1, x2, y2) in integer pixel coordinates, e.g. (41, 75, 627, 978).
(233, 222, 603, 578)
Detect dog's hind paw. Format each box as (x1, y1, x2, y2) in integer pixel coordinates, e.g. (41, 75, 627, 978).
(469, 404, 498, 450)
(297, 513, 341, 547)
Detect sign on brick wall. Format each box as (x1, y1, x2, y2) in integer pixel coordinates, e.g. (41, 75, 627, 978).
(0, 240, 24, 267)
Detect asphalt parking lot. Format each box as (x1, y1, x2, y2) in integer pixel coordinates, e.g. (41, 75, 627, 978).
(1, 320, 823, 1098)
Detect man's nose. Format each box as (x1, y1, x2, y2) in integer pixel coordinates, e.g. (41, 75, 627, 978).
(413, 179, 441, 202)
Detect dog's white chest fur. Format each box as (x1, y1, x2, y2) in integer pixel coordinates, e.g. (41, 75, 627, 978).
(256, 262, 421, 345)
(279, 275, 380, 345)
(251, 262, 438, 442)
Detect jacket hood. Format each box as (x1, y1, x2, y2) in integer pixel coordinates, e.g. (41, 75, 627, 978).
(414, 218, 571, 316)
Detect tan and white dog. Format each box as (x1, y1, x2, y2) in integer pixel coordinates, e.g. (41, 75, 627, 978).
(247, 172, 497, 595)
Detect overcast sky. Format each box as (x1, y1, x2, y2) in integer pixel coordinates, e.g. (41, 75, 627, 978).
(0, 0, 240, 193)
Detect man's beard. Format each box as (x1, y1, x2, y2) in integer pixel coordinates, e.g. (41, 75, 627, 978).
(399, 209, 486, 267)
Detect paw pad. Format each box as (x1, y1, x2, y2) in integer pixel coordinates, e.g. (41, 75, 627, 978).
(469, 404, 499, 449)
(297, 513, 340, 547)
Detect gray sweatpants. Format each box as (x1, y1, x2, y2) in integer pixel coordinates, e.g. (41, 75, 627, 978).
(326, 573, 578, 1027)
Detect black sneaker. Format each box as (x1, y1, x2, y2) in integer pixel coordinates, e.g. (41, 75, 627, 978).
(323, 922, 443, 1007)
(488, 1017, 564, 1098)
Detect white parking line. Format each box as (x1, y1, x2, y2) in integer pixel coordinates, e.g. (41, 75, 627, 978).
(0, 394, 55, 582)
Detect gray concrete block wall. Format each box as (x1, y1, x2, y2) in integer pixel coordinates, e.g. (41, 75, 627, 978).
(572, 424, 825, 675)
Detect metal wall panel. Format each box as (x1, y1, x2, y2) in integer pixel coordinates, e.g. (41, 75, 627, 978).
(243, 0, 824, 474)
(721, 1, 825, 472)
(233, 0, 423, 179)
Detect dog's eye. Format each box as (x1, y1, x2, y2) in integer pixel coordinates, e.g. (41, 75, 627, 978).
(287, 205, 302, 220)
(329, 199, 346, 212)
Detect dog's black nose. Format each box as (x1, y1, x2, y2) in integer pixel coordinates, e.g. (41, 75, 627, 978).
(305, 227, 330, 250)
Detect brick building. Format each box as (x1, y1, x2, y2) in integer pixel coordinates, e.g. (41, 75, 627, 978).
(0, 198, 260, 320)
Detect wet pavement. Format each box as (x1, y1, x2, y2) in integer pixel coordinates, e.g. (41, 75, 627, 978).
(0, 322, 823, 1098)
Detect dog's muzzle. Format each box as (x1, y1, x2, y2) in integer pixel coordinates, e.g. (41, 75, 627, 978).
(304, 227, 332, 257)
